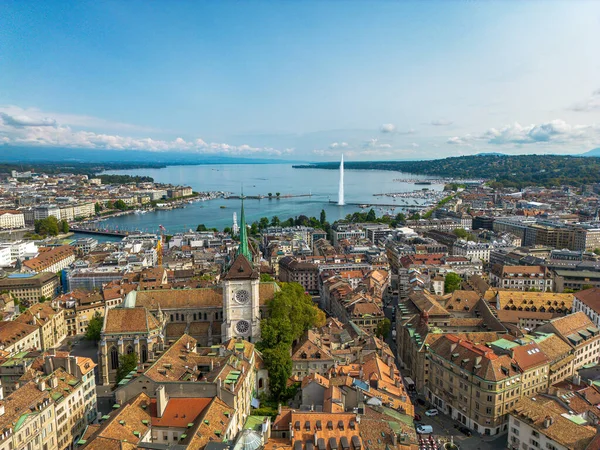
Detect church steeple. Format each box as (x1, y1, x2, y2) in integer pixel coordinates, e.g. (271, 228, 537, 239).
(236, 193, 252, 262)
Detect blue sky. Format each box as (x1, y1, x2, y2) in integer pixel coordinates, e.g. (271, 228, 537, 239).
(1, 1, 600, 160)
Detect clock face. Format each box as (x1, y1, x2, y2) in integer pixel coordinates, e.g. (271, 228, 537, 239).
(236, 320, 250, 335)
(235, 289, 250, 304)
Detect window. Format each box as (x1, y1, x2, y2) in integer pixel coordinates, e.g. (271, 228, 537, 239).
(110, 346, 119, 370)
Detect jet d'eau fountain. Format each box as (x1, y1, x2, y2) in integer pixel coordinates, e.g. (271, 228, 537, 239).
(338, 154, 345, 205)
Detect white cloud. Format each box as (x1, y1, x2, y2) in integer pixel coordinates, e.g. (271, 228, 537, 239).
(569, 90, 600, 112)
(447, 119, 600, 150)
(0, 105, 157, 132)
(431, 120, 453, 126)
(0, 108, 291, 156)
(411, 142, 419, 148)
(380, 123, 396, 133)
(0, 112, 57, 127)
(447, 135, 473, 145)
(363, 138, 391, 149)
(328, 142, 349, 149)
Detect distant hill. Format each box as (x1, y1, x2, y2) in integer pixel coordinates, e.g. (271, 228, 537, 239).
(0, 145, 297, 165)
(294, 154, 600, 188)
(581, 148, 600, 157)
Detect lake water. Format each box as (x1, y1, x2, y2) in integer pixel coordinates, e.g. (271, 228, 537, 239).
(100, 164, 442, 233)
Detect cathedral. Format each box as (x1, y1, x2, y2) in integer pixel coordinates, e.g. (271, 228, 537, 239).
(98, 198, 277, 385)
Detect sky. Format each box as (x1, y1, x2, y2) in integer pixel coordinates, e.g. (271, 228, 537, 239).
(1, 0, 600, 161)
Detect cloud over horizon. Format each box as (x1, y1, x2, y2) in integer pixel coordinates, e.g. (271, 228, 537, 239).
(0, 109, 292, 156)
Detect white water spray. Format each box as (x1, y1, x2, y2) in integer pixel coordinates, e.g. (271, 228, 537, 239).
(338, 154, 345, 205)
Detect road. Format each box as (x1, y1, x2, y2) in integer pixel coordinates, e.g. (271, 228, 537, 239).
(384, 296, 507, 450)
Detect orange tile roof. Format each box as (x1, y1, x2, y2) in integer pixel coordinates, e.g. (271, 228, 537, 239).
(103, 307, 161, 334)
(22, 245, 74, 271)
(149, 397, 211, 428)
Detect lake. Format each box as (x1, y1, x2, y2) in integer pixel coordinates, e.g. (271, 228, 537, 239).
(100, 164, 442, 233)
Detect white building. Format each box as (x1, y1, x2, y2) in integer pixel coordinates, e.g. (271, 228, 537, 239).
(0, 246, 11, 268)
(34, 205, 61, 221)
(0, 240, 39, 263)
(452, 240, 492, 262)
(0, 210, 25, 230)
(572, 288, 600, 328)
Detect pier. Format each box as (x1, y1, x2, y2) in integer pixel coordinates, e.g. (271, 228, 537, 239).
(328, 200, 428, 209)
(71, 226, 137, 237)
(225, 193, 313, 200)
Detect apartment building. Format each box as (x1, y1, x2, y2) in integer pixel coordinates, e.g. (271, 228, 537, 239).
(14, 303, 67, 350)
(490, 265, 553, 292)
(535, 312, 600, 371)
(0, 210, 25, 230)
(0, 382, 57, 450)
(279, 256, 320, 294)
(0, 321, 41, 355)
(0, 272, 60, 303)
(427, 335, 524, 436)
(572, 287, 600, 328)
(508, 395, 598, 450)
(22, 245, 75, 273)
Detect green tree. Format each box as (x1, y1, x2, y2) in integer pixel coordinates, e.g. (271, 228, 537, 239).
(197, 224, 208, 232)
(453, 228, 468, 239)
(268, 193, 273, 198)
(94, 202, 102, 214)
(250, 223, 259, 235)
(262, 343, 292, 400)
(375, 318, 391, 339)
(581, 284, 594, 290)
(116, 352, 138, 383)
(320, 209, 326, 225)
(276, 192, 280, 198)
(409, 213, 421, 220)
(444, 272, 462, 293)
(60, 219, 69, 233)
(257, 282, 321, 399)
(223, 227, 231, 234)
(85, 312, 103, 342)
(270, 216, 280, 227)
(34, 217, 60, 236)
(259, 217, 270, 230)
(366, 208, 377, 222)
(260, 273, 276, 282)
(594, 248, 600, 256)
(114, 199, 127, 210)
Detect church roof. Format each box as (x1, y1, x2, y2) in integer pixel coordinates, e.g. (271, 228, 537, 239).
(224, 254, 259, 280)
(103, 307, 161, 334)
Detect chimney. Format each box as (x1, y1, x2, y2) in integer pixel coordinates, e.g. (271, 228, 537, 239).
(0, 405, 4, 416)
(217, 378, 222, 399)
(391, 433, 397, 446)
(278, 403, 282, 414)
(50, 377, 58, 389)
(573, 374, 581, 386)
(543, 416, 553, 429)
(37, 380, 46, 392)
(156, 385, 168, 418)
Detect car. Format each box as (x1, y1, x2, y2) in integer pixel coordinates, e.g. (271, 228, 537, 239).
(425, 409, 439, 417)
(457, 426, 472, 437)
(416, 425, 433, 434)
(414, 413, 422, 421)
(416, 398, 426, 406)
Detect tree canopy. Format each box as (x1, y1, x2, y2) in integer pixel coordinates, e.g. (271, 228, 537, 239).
(444, 272, 462, 293)
(375, 318, 391, 339)
(257, 282, 322, 399)
(85, 312, 103, 342)
(116, 352, 138, 383)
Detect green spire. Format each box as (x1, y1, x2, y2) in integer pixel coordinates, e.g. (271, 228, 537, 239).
(237, 193, 251, 261)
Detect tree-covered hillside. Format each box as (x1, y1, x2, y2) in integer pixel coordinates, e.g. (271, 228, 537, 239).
(294, 154, 600, 188)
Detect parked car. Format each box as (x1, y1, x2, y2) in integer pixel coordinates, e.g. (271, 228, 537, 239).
(416, 398, 426, 406)
(425, 409, 439, 417)
(457, 426, 472, 437)
(416, 425, 433, 434)
(414, 413, 422, 421)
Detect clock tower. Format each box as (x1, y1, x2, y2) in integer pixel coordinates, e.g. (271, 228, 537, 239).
(222, 196, 261, 342)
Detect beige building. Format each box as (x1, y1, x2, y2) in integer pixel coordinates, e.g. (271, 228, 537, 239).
(427, 334, 523, 436)
(490, 265, 553, 292)
(0, 382, 57, 450)
(22, 245, 75, 274)
(534, 312, 600, 371)
(14, 303, 67, 350)
(73, 202, 95, 219)
(0, 210, 25, 230)
(0, 272, 60, 304)
(0, 321, 41, 355)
